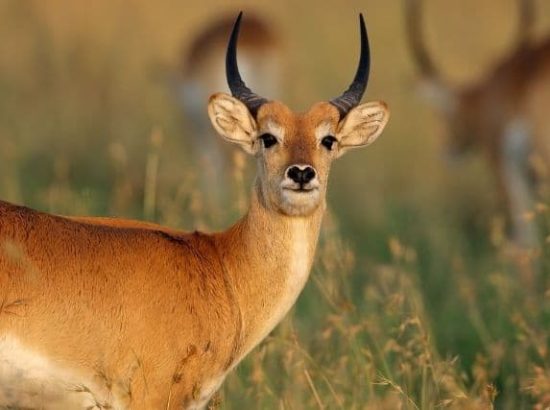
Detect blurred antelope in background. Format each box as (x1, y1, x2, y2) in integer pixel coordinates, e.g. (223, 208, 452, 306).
(0, 13, 389, 409)
(178, 13, 283, 207)
(405, 0, 550, 255)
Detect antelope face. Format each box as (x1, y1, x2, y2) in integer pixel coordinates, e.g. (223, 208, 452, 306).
(253, 101, 334, 216)
(207, 12, 389, 216)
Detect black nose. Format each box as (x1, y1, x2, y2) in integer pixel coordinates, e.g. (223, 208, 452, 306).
(287, 165, 316, 184)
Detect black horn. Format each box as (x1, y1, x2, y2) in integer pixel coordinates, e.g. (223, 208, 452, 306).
(226, 12, 269, 117)
(330, 14, 370, 118)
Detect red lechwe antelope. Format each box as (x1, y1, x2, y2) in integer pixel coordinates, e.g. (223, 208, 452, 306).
(406, 0, 550, 251)
(0, 12, 389, 409)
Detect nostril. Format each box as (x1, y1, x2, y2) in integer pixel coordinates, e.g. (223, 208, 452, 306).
(302, 167, 316, 183)
(287, 166, 301, 183)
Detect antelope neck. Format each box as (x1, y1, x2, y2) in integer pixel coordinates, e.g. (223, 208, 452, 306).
(215, 182, 325, 360)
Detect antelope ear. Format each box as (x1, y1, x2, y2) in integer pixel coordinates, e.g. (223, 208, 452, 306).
(208, 93, 258, 154)
(336, 101, 389, 157)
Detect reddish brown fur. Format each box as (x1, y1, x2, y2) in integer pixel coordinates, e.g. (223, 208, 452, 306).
(0, 200, 240, 407)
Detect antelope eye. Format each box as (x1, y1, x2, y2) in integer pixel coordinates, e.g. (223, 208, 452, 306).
(321, 135, 337, 151)
(259, 133, 278, 149)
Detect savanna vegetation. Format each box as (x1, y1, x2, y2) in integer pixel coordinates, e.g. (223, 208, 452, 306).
(1, 1, 550, 408)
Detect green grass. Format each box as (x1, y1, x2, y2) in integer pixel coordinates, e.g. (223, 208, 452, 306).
(1, 1, 549, 408)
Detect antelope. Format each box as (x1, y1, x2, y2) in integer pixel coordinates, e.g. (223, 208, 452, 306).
(178, 13, 283, 206)
(0, 12, 389, 409)
(405, 0, 550, 253)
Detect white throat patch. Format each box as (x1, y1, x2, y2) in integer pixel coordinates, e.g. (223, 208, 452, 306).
(260, 220, 311, 338)
(238, 218, 314, 361)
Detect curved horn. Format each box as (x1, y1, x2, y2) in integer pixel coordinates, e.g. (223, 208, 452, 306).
(226, 12, 269, 117)
(330, 14, 370, 118)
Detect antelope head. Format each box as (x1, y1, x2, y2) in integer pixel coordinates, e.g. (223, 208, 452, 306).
(208, 13, 389, 216)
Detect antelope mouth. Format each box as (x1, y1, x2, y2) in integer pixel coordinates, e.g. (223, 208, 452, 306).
(283, 187, 318, 194)
(279, 186, 322, 216)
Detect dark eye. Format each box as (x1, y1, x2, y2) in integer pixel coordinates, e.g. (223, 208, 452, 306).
(321, 135, 337, 151)
(259, 133, 278, 149)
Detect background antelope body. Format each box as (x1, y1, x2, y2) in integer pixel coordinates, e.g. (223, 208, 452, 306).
(406, 0, 550, 261)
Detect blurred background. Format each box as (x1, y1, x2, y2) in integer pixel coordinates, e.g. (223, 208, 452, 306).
(1, 0, 550, 408)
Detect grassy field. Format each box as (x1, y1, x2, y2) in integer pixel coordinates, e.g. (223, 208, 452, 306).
(1, 0, 550, 408)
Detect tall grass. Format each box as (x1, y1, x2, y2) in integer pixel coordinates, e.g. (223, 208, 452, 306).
(0, 1, 549, 408)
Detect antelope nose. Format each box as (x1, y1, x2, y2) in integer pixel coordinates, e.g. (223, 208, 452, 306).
(287, 165, 316, 184)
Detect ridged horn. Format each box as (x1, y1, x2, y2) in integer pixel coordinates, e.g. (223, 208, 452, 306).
(226, 12, 269, 117)
(330, 14, 370, 118)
